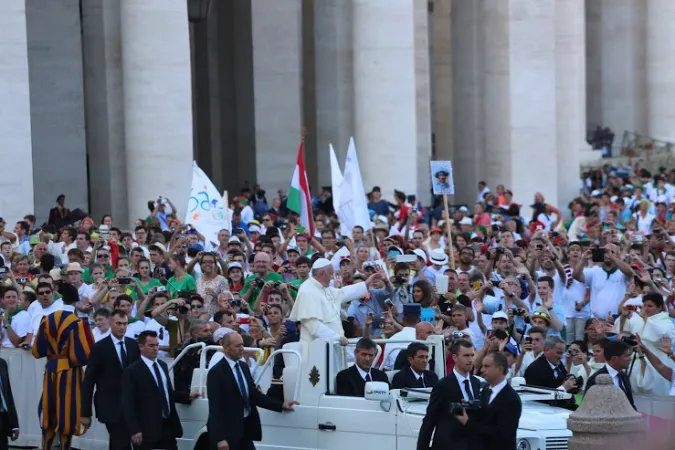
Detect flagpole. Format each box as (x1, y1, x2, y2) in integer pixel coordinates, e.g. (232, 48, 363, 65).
(443, 194, 456, 270)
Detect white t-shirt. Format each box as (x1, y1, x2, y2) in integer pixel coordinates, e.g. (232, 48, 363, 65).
(583, 266, 629, 319)
(30, 301, 65, 339)
(77, 283, 97, 320)
(93, 327, 111, 342)
(1, 310, 32, 348)
(126, 320, 146, 339)
(563, 278, 591, 319)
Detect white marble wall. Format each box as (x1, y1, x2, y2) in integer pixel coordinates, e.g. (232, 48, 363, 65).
(556, 0, 586, 208)
(313, 0, 354, 185)
(251, 0, 304, 193)
(647, 0, 675, 142)
(0, 0, 34, 225)
(601, 0, 647, 137)
(120, 0, 194, 222)
(484, 0, 558, 208)
(25, 0, 88, 222)
(353, 0, 432, 201)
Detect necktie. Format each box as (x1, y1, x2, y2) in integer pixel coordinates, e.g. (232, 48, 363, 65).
(463, 379, 474, 400)
(365, 372, 372, 382)
(235, 363, 251, 415)
(119, 341, 128, 368)
(152, 362, 170, 418)
(0, 376, 7, 412)
(481, 387, 492, 406)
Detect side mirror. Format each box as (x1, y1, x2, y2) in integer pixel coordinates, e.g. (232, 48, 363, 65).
(364, 382, 390, 401)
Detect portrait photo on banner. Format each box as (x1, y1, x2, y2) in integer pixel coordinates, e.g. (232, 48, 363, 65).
(430, 160, 454, 196)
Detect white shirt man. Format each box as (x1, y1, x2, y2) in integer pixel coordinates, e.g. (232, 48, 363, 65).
(1, 309, 31, 348)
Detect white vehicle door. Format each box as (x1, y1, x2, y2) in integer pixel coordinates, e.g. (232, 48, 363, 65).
(258, 406, 319, 450)
(317, 394, 396, 450)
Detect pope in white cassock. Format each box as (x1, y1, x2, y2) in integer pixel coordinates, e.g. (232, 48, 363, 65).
(290, 258, 383, 344)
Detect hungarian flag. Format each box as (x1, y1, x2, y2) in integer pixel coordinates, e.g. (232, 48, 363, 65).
(287, 141, 314, 237)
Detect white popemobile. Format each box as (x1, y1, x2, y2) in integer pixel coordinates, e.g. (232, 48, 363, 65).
(171, 335, 573, 450)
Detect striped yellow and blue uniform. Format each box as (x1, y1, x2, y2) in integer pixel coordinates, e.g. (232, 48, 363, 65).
(32, 309, 93, 450)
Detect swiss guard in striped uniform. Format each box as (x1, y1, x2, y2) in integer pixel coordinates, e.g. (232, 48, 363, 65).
(32, 282, 93, 450)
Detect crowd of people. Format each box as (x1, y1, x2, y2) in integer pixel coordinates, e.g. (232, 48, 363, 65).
(1, 162, 675, 447)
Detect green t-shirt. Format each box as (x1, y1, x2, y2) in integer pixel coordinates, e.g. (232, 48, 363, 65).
(167, 274, 197, 297)
(240, 272, 284, 308)
(138, 278, 163, 295)
(82, 265, 115, 283)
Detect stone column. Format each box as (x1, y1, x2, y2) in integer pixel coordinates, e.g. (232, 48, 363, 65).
(250, 0, 304, 193)
(483, 0, 558, 208)
(25, 0, 88, 222)
(430, 0, 453, 165)
(353, 0, 432, 202)
(0, 0, 34, 224)
(556, 0, 586, 208)
(81, 0, 127, 224)
(313, 0, 354, 185)
(452, 0, 485, 204)
(647, 0, 675, 142)
(584, 0, 602, 129)
(120, 0, 194, 222)
(601, 0, 647, 137)
(568, 374, 644, 449)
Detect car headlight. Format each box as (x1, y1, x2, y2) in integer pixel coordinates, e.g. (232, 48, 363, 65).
(516, 439, 531, 450)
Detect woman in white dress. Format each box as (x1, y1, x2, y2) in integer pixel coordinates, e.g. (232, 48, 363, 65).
(194, 252, 229, 315)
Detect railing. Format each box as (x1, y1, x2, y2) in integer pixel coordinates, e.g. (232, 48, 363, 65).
(253, 348, 302, 401)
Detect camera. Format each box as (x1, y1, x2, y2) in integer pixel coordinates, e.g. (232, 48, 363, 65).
(449, 400, 482, 413)
(17, 278, 27, 284)
(117, 277, 131, 285)
(568, 348, 579, 356)
(513, 308, 525, 317)
(394, 275, 405, 285)
(273, 281, 281, 288)
(567, 375, 584, 388)
(621, 335, 638, 347)
(524, 336, 532, 345)
(495, 247, 505, 256)
(177, 305, 190, 315)
(156, 286, 166, 292)
(452, 330, 466, 339)
(371, 314, 385, 329)
(230, 299, 242, 307)
(0, 267, 6, 275)
(254, 278, 265, 288)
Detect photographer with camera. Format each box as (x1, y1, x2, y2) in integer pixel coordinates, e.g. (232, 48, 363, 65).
(584, 339, 636, 409)
(389, 262, 412, 315)
(253, 281, 293, 317)
(240, 252, 283, 309)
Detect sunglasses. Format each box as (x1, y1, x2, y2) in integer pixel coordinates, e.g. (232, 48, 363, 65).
(191, 303, 203, 308)
(37, 291, 52, 296)
(97, 254, 110, 259)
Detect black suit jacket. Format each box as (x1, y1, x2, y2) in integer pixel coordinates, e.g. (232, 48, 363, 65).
(0, 358, 18, 435)
(585, 366, 636, 410)
(391, 368, 439, 390)
(464, 383, 522, 450)
(417, 372, 481, 450)
(524, 355, 568, 389)
(335, 365, 390, 397)
(82, 336, 141, 423)
(121, 359, 185, 443)
(207, 358, 283, 446)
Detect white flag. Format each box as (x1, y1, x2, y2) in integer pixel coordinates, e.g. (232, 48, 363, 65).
(338, 137, 372, 236)
(329, 144, 343, 210)
(185, 162, 228, 245)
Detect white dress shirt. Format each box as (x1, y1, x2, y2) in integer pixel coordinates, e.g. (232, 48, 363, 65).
(140, 355, 170, 412)
(453, 369, 475, 401)
(92, 327, 111, 342)
(488, 379, 508, 404)
(110, 334, 126, 364)
(356, 365, 373, 381)
(224, 355, 250, 417)
(605, 363, 623, 388)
